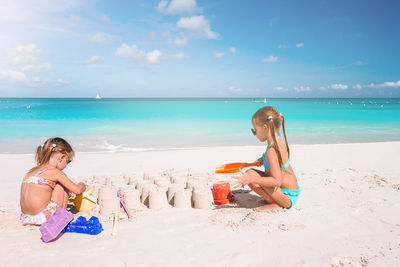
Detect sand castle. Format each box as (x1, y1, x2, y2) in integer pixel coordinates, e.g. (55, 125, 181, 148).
(122, 189, 142, 211)
(149, 188, 168, 209)
(173, 189, 192, 208)
(90, 171, 224, 218)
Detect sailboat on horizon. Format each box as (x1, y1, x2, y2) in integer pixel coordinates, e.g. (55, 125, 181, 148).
(95, 93, 101, 99)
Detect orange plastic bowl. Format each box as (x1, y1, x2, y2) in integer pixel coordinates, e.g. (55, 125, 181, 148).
(213, 181, 234, 205)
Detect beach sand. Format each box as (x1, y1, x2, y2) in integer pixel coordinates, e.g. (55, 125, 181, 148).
(0, 142, 399, 267)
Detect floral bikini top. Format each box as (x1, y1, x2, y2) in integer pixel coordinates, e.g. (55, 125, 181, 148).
(22, 167, 56, 189)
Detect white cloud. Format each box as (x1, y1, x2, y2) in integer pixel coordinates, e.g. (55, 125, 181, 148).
(354, 80, 400, 89)
(214, 52, 225, 58)
(174, 36, 188, 47)
(146, 50, 162, 64)
(294, 86, 311, 92)
(156, 0, 199, 15)
(377, 80, 400, 88)
(12, 55, 36, 66)
(11, 44, 52, 72)
(90, 32, 111, 43)
(83, 56, 101, 65)
(0, 70, 27, 81)
(274, 87, 285, 91)
(228, 86, 242, 94)
(176, 16, 219, 39)
(278, 44, 288, 49)
(115, 44, 146, 59)
(69, 14, 81, 22)
(320, 83, 348, 90)
(115, 44, 164, 65)
(331, 84, 348, 90)
(296, 43, 304, 48)
(262, 56, 278, 63)
(15, 44, 41, 54)
(229, 47, 236, 53)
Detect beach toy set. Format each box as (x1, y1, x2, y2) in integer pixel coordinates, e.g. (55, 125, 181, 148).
(40, 208, 103, 242)
(64, 216, 103, 235)
(215, 161, 262, 173)
(40, 208, 74, 242)
(212, 181, 235, 204)
(70, 188, 97, 212)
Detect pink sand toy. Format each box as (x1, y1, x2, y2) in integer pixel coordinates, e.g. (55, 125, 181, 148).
(39, 208, 74, 243)
(117, 189, 131, 219)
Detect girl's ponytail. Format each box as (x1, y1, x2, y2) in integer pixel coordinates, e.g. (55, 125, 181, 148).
(35, 145, 43, 165)
(281, 114, 290, 159)
(268, 119, 283, 168)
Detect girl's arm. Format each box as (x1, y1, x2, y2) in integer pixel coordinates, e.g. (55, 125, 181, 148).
(235, 149, 282, 188)
(255, 157, 263, 166)
(55, 171, 86, 195)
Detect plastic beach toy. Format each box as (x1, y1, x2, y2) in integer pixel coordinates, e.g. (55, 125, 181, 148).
(215, 162, 263, 173)
(213, 181, 234, 204)
(64, 216, 103, 235)
(40, 208, 74, 243)
(117, 189, 131, 219)
(70, 188, 97, 212)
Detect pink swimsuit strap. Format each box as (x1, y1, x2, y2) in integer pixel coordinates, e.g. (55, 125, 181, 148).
(23, 167, 56, 189)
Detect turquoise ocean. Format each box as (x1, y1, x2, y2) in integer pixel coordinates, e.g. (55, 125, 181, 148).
(1, 98, 400, 153)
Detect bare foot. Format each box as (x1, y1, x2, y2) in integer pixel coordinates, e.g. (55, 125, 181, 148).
(253, 203, 283, 212)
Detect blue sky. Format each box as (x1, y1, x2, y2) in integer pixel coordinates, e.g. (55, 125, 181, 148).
(0, 0, 399, 97)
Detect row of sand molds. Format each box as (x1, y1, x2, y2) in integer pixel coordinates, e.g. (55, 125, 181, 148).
(94, 172, 215, 216)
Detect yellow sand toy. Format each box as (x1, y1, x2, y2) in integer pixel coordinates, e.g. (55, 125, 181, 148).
(70, 188, 97, 212)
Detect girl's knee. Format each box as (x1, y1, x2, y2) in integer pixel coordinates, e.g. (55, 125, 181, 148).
(245, 169, 258, 175)
(52, 184, 68, 207)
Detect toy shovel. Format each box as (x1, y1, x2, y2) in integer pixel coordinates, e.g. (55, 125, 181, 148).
(117, 189, 131, 219)
(215, 161, 263, 173)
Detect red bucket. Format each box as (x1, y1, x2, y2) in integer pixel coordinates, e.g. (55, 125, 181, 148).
(213, 181, 234, 205)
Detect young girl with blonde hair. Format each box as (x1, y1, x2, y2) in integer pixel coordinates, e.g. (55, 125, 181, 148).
(20, 137, 86, 225)
(234, 106, 300, 212)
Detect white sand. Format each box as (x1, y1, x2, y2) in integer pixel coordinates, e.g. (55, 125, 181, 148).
(1, 142, 400, 266)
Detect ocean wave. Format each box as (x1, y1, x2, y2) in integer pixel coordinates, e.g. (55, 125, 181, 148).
(91, 140, 189, 153)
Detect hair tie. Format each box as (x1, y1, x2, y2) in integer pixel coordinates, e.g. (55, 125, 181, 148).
(52, 143, 56, 148)
(267, 115, 272, 120)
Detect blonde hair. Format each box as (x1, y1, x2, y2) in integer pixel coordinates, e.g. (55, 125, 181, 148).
(252, 106, 290, 168)
(29, 137, 74, 173)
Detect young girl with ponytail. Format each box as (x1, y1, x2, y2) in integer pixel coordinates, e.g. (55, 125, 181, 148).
(233, 106, 300, 212)
(20, 137, 86, 225)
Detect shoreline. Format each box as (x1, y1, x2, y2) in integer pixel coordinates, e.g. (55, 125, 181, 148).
(1, 139, 400, 154)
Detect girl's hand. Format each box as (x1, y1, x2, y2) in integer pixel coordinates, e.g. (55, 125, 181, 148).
(232, 171, 253, 188)
(78, 182, 86, 194)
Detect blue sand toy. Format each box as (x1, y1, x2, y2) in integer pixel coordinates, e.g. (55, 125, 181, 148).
(65, 216, 103, 235)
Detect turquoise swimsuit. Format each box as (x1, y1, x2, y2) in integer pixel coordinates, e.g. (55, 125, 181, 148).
(262, 140, 300, 209)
